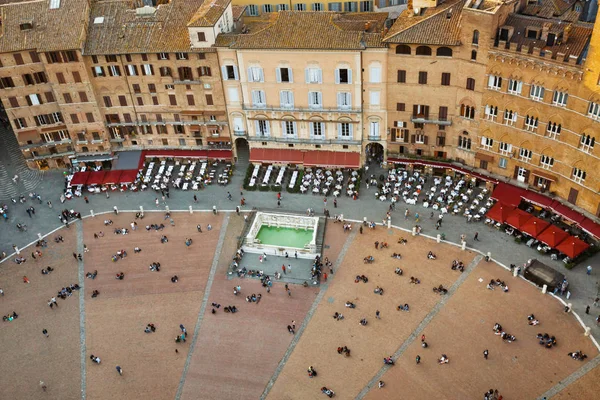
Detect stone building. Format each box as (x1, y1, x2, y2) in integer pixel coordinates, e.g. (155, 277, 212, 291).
(215, 11, 388, 166)
(233, 0, 405, 18)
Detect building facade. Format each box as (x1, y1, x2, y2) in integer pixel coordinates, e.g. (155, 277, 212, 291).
(235, 0, 405, 17)
(216, 11, 388, 165)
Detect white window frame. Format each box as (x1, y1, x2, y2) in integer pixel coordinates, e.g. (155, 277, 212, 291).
(369, 121, 380, 137)
(276, 67, 293, 83)
(337, 92, 351, 110)
(369, 66, 382, 83)
(312, 2, 324, 10)
(279, 90, 294, 109)
(484, 105, 498, 121)
(305, 67, 322, 84)
(227, 87, 239, 102)
(282, 120, 297, 136)
(263, 4, 274, 12)
(294, 3, 306, 10)
(28, 94, 41, 106)
(488, 75, 502, 90)
(507, 79, 522, 95)
(308, 91, 322, 109)
(58, 130, 69, 141)
(530, 84, 545, 101)
(481, 136, 493, 150)
(248, 66, 264, 83)
(525, 115, 538, 132)
(415, 132, 425, 144)
(499, 142, 512, 156)
(127, 65, 137, 76)
(369, 91, 380, 107)
(142, 64, 153, 76)
(580, 134, 595, 153)
(540, 155, 554, 170)
(546, 121, 561, 139)
(51, 112, 62, 123)
(310, 121, 324, 138)
(93, 66, 105, 77)
(277, 4, 289, 11)
(176, 53, 188, 60)
(338, 122, 352, 139)
(251, 90, 266, 108)
(517, 167, 527, 182)
(503, 109, 517, 126)
(458, 135, 471, 150)
(255, 120, 270, 137)
(108, 65, 121, 77)
(498, 157, 508, 169)
(572, 167, 586, 184)
(42, 132, 54, 143)
(247, 5, 259, 15)
(588, 101, 600, 120)
(158, 52, 169, 60)
(335, 68, 352, 84)
(519, 148, 532, 162)
(552, 90, 568, 107)
(15, 118, 26, 129)
(222, 65, 239, 81)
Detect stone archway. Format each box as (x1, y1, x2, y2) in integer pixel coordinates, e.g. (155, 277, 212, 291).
(365, 142, 385, 164)
(235, 138, 249, 163)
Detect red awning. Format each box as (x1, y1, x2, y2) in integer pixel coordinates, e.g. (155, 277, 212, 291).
(548, 201, 586, 224)
(536, 226, 570, 248)
(556, 236, 590, 258)
(70, 171, 90, 186)
(118, 169, 138, 184)
(143, 150, 208, 159)
(207, 150, 232, 160)
(521, 190, 553, 208)
(304, 151, 360, 168)
(86, 171, 106, 185)
(249, 148, 303, 164)
(490, 183, 526, 207)
(579, 218, 600, 240)
(505, 209, 533, 230)
(520, 217, 551, 238)
(486, 202, 515, 223)
(387, 158, 499, 183)
(102, 170, 122, 185)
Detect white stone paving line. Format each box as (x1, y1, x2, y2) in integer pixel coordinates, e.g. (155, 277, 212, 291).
(75, 220, 87, 400)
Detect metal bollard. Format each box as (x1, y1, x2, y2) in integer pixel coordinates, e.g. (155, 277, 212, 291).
(436, 234, 441, 243)
(189, 205, 193, 214)
(542, 284, 547, 294)
(461, 241, 466, 251)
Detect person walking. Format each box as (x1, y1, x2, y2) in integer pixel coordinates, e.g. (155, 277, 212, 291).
(483, 349, 489, 360)
(586, 305, 590, 314)
(587, 265, 592, 275)
(287, 264, 292, 274)
(277, 199, 281, 208)
(404, 209, 409, 220)
(334, 198, 337, 208)
(416, 355, 421, 364)
(193, 195, 198, 203)
(42, 329, 49, 338)
(116, 366, 123, 376)
(282, 265, 286, 275)
(376, 310, 380, 319)
(84, 196, 89, 204)
(197, 224, 202, 233)
(323, 272, 328, 281)
(474, 232, 480, 241)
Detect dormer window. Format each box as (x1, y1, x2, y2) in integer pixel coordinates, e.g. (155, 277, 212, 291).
(20, 22, 33, 31)
(526, 29, 538, 39)
(499, 28, 509, 41)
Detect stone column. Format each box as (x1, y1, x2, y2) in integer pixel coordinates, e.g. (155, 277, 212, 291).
(542, 284, 547, 294)
(90, 209, 95, 217)
(436, 234, 441, 243)
(189, 205, 193, 214)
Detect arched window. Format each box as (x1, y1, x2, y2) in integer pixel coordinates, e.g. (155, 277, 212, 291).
(436, 47, 453, 57)
(395, 45, 411, 55)
(472, 30, 479, 45)
(471, 50, 477, 61)
(580, 134, 595, 152)
(415, 46, 432, 56)
(460, 104, 475, 119)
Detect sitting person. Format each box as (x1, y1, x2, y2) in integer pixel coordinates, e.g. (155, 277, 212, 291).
(380, 242, 389, 249)
(438, 354, 449, 364)
(359, 318, 368, 326)
(160, 235, 168, 243)
(171, 275, 178, 283)
(397, 237, 408, 245)
(333, 312, 344, 320)
(409, 276, 421, 284)
(115, 272, 124, 280)
(134, 247, 142, 253)
(91, 290, 100, 298)
(493, 323, 502, 334)
(383, 356, 394, 365)
(345, 301, 356, 308)
(41, 268, 49, 275)
(391, 253, 402, 259)
(374, 286, 384, 295)
(395, 267, 403, 275)
(86, 270, 98, 279)
(427, 251, 437, 260)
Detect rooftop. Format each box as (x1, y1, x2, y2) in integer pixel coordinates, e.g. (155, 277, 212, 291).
(521, 0, 579, 20)
(84, 0, 211, 55)
(497, 13, 593, 62)
(216, 11, 387, 50)
(384, 0, 465, 45)
(0, 0, 89, 53)
(187, 0, 231, 27)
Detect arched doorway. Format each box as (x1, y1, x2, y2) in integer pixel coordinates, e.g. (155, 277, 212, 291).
(365, 142, 384, 164)
(235, 138, 249, 164)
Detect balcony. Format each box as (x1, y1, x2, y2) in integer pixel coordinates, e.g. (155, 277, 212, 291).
(410, 113, 452, 126)
(105, 121, 228, 128)
(20, 139, 72, 150)
(247, 136, 361, 146)
(109, 137, 125, 143)
(28, 150, 75, 160)
(233, 130, 247, 137)
(243, 104, 362, 114)
(367, 135, 382, 141)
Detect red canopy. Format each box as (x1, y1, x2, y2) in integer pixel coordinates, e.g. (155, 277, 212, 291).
(521, 191, 553, 208)
(536, 226, 570, 248)
(249, 148, 303, 164)
(486, 202, 515, 223)
(70, 171, 90, 186)
(387, 158, 499, 183)
(118, 169, 138, 184)
(579, 218, 600, 240)
(505, 208, 533, 230)
(85, 171, 106, 185)
(207, 150, 232, 160)
(102, 170, 122, 185)
(520, 217, 551, 238)
(144, 149, 208, 159)
(555, 236, 590, 258)
(548, 201, 585, 224)
(303, 151, 360, 168)
(490, 183, 525, 207)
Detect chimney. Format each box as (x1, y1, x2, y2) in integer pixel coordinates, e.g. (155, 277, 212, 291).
(408, 0, 413, 10)
(563, 24, 572, 44)
(540, 22, 551, 41)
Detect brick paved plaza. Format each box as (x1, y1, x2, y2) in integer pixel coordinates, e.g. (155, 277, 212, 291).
(0, 211, 598, 399)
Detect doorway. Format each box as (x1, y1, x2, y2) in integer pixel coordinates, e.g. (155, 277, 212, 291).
(568, 188, 578, 205)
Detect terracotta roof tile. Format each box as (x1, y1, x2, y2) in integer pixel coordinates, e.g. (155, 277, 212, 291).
(521, 0, 577, 19)
(231, 5, 246, 20)
(384, 0, 464, 45)
(187, 0, 231, 27)
(501, 14, 592, 61)
(0, 0, 89, 53)
(218, 11, 386, 50)
(84, 0, 208, 55)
